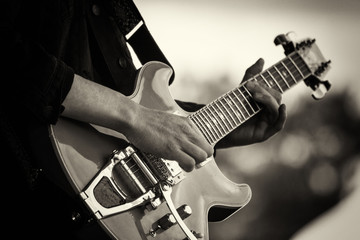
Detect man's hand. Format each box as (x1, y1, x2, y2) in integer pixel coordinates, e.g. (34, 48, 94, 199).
(62, 74, 213, 172)
(124, 106, 214, 172)
(216, 58, 287, 148)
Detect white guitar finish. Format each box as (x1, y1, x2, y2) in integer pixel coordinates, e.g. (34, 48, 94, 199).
(49, 61, 251, 240)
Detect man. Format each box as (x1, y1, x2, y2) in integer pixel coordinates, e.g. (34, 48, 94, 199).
(1, 0, 286, 239)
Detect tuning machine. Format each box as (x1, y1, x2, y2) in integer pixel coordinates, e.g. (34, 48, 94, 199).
(295, 39, 316, 50)
(275, 32, 332, 100)
(304, 74, 331, 100)
(315, 60, 332, 76)
(274, 33, 295, 55)
(307, 59, 332, 100)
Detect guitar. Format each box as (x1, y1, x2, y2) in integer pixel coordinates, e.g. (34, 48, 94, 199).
(45, 34, 331, 240)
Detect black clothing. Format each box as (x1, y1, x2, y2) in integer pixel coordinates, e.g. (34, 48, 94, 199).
(1, 1, 141, 239)
(2, 0, 138, 124)
(1, 1, 200, 238)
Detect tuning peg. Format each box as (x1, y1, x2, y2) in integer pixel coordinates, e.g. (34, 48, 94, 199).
(312, 80, 331, 100)
(274, 33, 295, 55)
(323, 60, 332, 68)
(274, 34, 290, 46)
(315, 60, 332, 76)
(296, 39, 316, 50)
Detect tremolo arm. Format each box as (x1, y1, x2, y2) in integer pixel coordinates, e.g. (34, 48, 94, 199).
(79, 145, 198, 239)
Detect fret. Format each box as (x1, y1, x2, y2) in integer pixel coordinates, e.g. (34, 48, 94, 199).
(197, 111, 217, 142)
(276, 62, 296, 86)
(201, 108, 221, 140)
(273, 65, 291, 89)
(280, 61, 297, 84)
(270, 67, 290, 90)
(222, 96, 239, 127)
(292, 53, 312, 78)
(219, 98, 237, 128)
(234, 89, 251, 118)
(266, 70, 284, 93)
(208, 109, 224, 138)
(298, 65, 311, 79)
(283, 58, 303, 82)
(194, 114, 214, 143)
(208, 104, 227, 135)
(229, 92, 246, 122)
(289, 55, 305, 78)
(263, 71, 282, 92)
(204, 106, 223, 137)
(191, 114, 213, 143)
(241, 86, 260, 112)
(227, 92, 245, 123)
(224, 93, 243, 124)
(213, 101, 232, 131)
(258, 74, 272, 88)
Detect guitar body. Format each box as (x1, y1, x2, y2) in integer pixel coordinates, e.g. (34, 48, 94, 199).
(48, 61, 251, 240)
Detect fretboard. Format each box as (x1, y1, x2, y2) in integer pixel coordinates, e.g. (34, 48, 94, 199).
(188, 52, 312, 145)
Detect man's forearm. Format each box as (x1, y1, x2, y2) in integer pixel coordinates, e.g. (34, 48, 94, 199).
(61, 74, 138, 134)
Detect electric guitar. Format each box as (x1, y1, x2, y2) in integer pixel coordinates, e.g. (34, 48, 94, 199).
(45, 34, 331, 240)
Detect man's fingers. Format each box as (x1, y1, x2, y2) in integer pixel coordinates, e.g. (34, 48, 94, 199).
(242, 58, 265, 82)
(171, 120, 213, 172)
(274, 104, 287, 131)
(249, 80, 282, 104)
(181, 141, 212, 163)
(174, 141, 213, 172)
(188, 120, 214, 156)
(266, 87, 282, 105)
(174, 151, 196, 172)
(246, 81, 280, 122)
(263, 104, 287, 139)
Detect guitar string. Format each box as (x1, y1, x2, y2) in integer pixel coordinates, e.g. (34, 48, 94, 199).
(189, 52, 311, 145)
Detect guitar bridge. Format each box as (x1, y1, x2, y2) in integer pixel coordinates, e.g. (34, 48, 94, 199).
(80, 145, 185, 219)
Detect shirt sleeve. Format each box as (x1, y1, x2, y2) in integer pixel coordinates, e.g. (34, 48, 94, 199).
(1, 1, 74, 124)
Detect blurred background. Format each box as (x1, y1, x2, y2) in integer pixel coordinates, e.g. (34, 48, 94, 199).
(134, 0, 360, 239)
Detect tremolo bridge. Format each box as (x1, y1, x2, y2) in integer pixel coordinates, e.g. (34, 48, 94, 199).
(80, 145, 199, 239)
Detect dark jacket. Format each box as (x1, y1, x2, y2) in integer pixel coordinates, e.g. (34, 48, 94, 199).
(1, 0, 137, 124)
(1, 1, 138, 239)
(1, 1, 200, 238)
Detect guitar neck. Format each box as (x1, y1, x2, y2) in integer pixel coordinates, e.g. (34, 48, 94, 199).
(189, 51, 312, 145)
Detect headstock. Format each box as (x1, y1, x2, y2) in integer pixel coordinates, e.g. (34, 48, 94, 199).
(274, 33, 332, 99)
